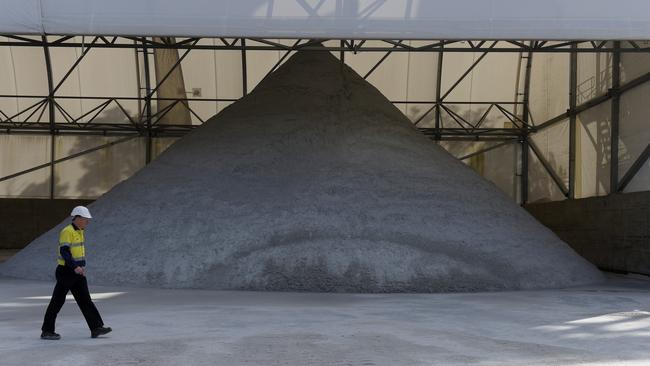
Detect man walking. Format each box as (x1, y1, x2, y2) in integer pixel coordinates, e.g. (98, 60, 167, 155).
(40, 206, 112, 340)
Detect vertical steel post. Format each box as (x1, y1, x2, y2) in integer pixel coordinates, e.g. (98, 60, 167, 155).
(520, 46, 533, 204)
(434, 42, 444, 141)
(142, 39, 153, 164)
(520, 140, 529, 204)
(241, 39, 248, 95)
(42, 36, 56, 199)
(610, 41, 621, 193)
(568, 43, 578, 199)
(134, 40, 142, 126)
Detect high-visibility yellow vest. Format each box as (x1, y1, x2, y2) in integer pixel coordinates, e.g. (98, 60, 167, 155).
(57, 224, 86, 266)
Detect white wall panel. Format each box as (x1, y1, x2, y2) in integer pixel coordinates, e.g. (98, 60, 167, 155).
(0, 135, 51, 198)
(576, 102, 611, 198)
(529, 53, 569, 125)
(619, 82, 650, 189)
(54, 136, 145, 199)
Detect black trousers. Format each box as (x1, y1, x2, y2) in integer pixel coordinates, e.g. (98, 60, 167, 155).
(42, 265, 104, 332)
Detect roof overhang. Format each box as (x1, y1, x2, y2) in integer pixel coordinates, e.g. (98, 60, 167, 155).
(2, 0, 650, 40)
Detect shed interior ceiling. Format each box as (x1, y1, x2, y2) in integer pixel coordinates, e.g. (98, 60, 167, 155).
(4, 0, 650, 40)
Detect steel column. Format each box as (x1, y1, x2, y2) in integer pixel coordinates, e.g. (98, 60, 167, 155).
(610, 41, 621, 193)
(5, 36, 650, 202)
(42, 36, 56, 199)
(520, 139, 529, 203)
(434, 42, 444, 140)
(241, 39, 248, 95)
(142, 39, 153, 164)
(520, 45, 533, 204)
(568, 43, 578, 199)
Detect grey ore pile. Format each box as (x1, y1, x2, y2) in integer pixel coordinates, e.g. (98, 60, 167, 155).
(1, 50, 603, 292)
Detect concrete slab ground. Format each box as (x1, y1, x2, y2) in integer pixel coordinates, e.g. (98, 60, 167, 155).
(1, 274, 649, 366)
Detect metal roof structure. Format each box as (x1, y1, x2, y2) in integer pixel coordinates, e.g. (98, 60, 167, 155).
(1, 1, 650, 203)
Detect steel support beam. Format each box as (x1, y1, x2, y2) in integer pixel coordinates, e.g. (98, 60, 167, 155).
(147, 39, 199, 98)
(142, 39, 153, 164)
(610, 41, 621, 193)
(535, 66, 650, 132)
(363, 43, 400, 79)
(241, 39, 248, 95)
(261, 39, 302, 82)
(42, 36, 56, 199)
(5, 35, 650, 201)
(529, 139, 570, 197)
(0, 135, 139, 183)
(434, 42, 444, 140)
(441, 42, 497, 101)
(520, 139, 529, 203)
(568, 43, 578, 199)
(3, 37, 650, 53)
(52, 37, 99, 95)
(458, 140, 519, 161)
(520, 44, 533, 204)
(618, 143, 650, 192)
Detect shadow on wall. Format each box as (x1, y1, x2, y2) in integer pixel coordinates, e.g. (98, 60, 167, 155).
(577, 51, 613, 197)
(579, 106, 612, 196)
(16, 99, 568, 203)
(19, 106, 147, 199)
(528, 152, 568, 203)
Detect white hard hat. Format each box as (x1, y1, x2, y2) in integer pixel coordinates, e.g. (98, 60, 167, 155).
(71, 206, 92, 219)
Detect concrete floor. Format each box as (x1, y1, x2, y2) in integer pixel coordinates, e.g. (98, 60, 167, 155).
(1, 274, 649, 365)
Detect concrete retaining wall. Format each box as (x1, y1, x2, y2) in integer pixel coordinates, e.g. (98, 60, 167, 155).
(526, 192, 650, 276)
(0, 198, 93, 249)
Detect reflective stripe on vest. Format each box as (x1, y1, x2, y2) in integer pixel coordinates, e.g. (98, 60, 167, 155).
(57, 224, 85, 266)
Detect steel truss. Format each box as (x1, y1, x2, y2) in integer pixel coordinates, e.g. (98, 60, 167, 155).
(1, 36, 650, 201)
(2, 36, 650, 53)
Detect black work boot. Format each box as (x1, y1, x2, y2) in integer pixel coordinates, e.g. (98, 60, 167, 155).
(91, 326, 112, 338)
(41, 331, 61, 340)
